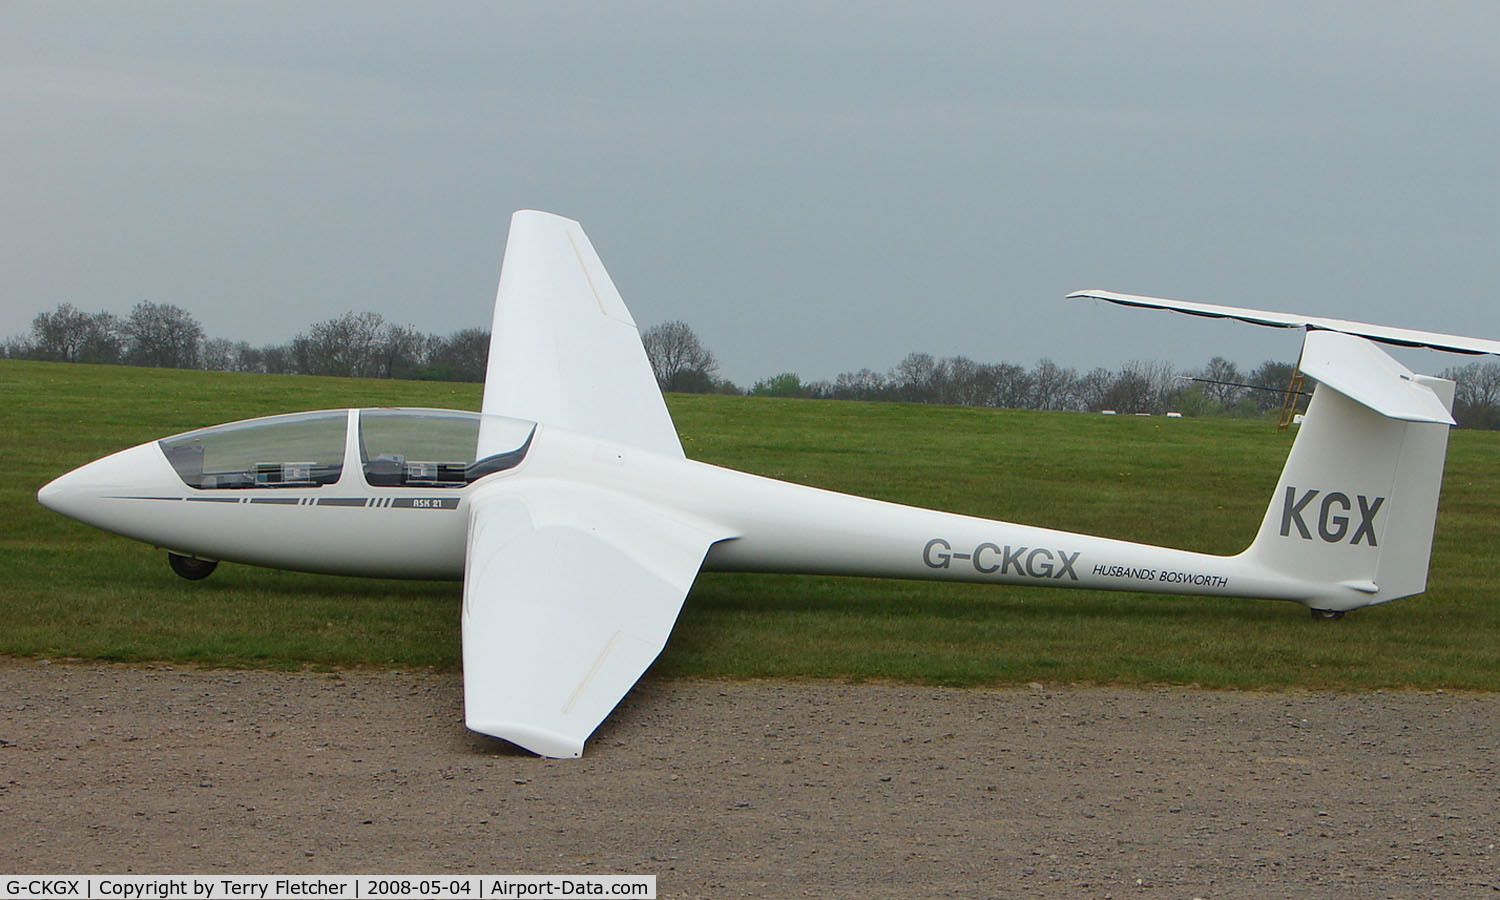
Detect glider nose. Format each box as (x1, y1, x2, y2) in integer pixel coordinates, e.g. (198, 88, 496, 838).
(37, 467, 87, 519)
(37, 443, 173, 526)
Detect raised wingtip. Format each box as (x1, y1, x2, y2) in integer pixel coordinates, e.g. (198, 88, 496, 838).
(466, 717, 586, 759)
(1070, 288, 1500, 356)
(509, 209, 581, 229)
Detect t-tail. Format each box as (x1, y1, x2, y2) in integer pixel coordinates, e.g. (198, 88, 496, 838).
(1241, 330, 1455, 615)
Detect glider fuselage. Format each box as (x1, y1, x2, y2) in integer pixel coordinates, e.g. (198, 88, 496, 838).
(41, 404, 1336, 606)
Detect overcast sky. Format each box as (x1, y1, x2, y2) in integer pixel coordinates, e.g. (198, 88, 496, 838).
(4, 2, 1498, 385)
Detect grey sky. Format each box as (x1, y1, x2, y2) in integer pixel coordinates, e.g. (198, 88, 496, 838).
(4, 2, 1498, 385)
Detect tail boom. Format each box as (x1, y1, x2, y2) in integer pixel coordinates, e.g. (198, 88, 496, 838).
(705, 333, 1456, 613)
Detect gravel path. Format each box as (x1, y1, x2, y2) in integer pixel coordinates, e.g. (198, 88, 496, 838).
(2, 658, 1497, 898)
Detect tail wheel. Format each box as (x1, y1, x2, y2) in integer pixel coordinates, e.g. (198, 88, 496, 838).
(167, 552, 218, 581)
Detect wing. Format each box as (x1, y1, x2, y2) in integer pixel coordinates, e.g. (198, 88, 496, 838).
(1066, 289, 1500, 356)
(460, 480, 729, 758)
(479, 211, 684, 459)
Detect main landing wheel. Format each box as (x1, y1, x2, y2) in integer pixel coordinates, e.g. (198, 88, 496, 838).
(167, 552, 219, 581)
(1309, 608, 1346, 621)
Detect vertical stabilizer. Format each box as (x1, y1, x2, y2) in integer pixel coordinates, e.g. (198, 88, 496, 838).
(1245, 332, 1454, 610)
(479, 211, 684, 459)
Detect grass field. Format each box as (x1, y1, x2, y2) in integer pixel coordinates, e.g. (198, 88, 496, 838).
(4, 358, 1499, 690)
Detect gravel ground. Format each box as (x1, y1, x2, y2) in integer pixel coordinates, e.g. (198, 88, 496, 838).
(2, 658, 1497, 898)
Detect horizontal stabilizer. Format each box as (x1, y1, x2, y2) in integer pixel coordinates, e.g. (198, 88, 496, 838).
(1299, 331, 1455, 425)
(1067, 289, 1500, 356)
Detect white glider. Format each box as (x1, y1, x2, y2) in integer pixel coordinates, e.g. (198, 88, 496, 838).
(39, 212, 1461, 757)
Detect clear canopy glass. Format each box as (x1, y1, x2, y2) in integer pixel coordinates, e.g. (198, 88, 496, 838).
(358, 409, 533, 487)
(160, 410, 348, 489)
(158, 408, 536, 490)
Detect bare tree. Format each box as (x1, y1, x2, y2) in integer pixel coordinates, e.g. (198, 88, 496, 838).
(1077, 367, 1116, 411)
(374, 323, 430, 379)
(1443, 361, 1500, 429)
(1100, 360, 1178, 414)
(123, 301, 203, 369)
(831, 368, 890, 401)
(23, 304, 123, 364)
(641, 320, 718, 392)
(427, 327, 491, 382)
(260, 344, 291, 375)
(228, 341, 265, 373)
(196, 338, 266, 374)
(291, 311, 385, 377)
(201, 337, 236, 371)
(1198, 357, 1245, 407)
(892, 352, 939, 403)
(943, 356, 990, 406)
(1030, 359, 1080, 411)
(1247, 359, 1299, 413)
(987, 362, 1033, 409)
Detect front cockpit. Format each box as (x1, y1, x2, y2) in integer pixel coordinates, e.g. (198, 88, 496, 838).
(160, 410, 347, 489)
(158, 408, 536, 491)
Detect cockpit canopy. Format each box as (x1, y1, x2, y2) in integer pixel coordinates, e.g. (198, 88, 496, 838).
(160, 410, 346, 489)
(358, 408, 533, 487)
(159, 409, 535, 490)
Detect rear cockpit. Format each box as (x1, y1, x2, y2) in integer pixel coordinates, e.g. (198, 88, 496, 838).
(357, 408, 533, 488)
(159, 408, 535, 490)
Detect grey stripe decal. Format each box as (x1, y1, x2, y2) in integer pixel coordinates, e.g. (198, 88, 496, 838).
(109, 495, 461, 509)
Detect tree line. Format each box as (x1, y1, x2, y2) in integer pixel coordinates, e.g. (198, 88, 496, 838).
(747, 353, 1300, 418)
(771, 353, 1500, 428)
(8, 304, 1500, 427)
(638, 320, 1500, 427)
(4, 302, 491, 382)
(641, 318, 1296, 416)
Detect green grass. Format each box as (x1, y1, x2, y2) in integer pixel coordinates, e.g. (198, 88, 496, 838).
(4, 359, 1499, 689)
